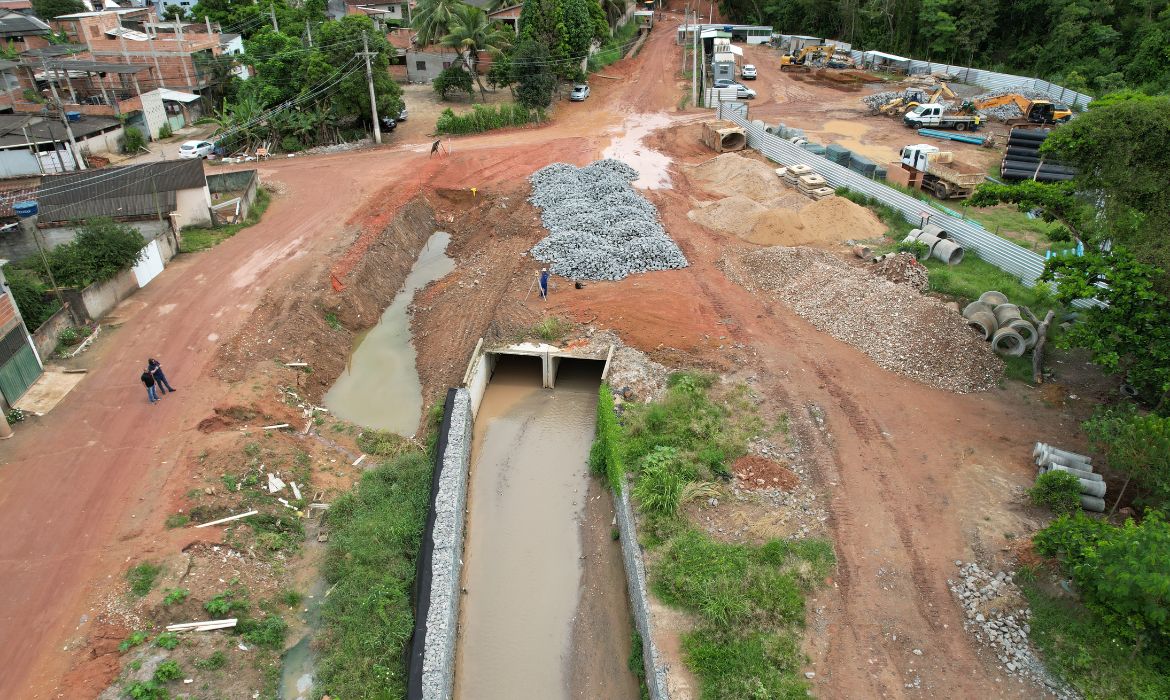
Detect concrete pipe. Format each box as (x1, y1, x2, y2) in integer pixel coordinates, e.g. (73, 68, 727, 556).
(1033, 442, 1092, 464)
(913, 234, 941, 260)
(991, 327, 1026, 356)
(963, 301, 993, 319)
(966, 311, 999, 340)
(720, 131, 746, 150)
(931, 239, 965, 265)
(921, 222, 949, 239)
(1038, 451, 1093, 471)
(1007, 319, 1038, 350)
(1077, 479, 1107, 498)
(871, 252, 894, 264)
(979, 290, 1010, 306)
(853, 245, 873, 261)
(993, 304, 1022, 325)
(1046, 464, 1103, 482)
(1080, 495, 1106, 512)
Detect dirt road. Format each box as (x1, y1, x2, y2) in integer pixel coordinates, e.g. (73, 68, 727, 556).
(1, 8, 1072, 698)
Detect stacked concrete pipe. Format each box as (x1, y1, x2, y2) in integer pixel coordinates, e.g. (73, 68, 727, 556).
(958, 291, 1039, 356)
(1033, 443, 1106, 512)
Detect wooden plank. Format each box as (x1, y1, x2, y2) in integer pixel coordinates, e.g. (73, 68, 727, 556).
(194, 510, 258, 528)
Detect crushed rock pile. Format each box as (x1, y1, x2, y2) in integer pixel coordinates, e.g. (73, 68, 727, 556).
(528, 159, 688, 281)
(872, 252, 928, 291)
(724, 247, 1001, 392)
(949, 562, 1079, 699)
(972, 89, 1054, 121)
(690, 195, 886, 248)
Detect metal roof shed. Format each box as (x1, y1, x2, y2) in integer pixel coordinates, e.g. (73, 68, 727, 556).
(35, 159, 206, 223)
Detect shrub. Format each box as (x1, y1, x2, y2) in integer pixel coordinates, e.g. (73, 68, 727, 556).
(589, 385, 625, 493)
(205, 589, 246, 616)
(239, 613, 287, 649)
(162, 588, 189, 606)
(126, 562, 162, 597)
(895, 240, 929, 258)
(2, 268, 59, 330)
(57, 326, 79, 345)
(157, 123, 173, 139)
(154, 632, 179, 650)
(194, 651, 226, 670)
(632, 446, 688, 517)
(433, 64, 474, 100)
(533, 315, 569, 341)
(356, 429, 410, 457)
(153, 659, 182, 682)
(124, 680, 166, 700)
(1084, 405, 1170, 509)
(1029, 471, 1083, 514)
(123, 127, 146, 154)
(435, 103, 544, 135)
(118, 630, 149, 653)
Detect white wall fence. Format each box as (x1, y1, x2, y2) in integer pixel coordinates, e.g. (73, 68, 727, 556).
(850, 51, 1094, 109)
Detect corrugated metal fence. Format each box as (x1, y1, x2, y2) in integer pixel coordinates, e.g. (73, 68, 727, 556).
(850, 51, 1094, 109)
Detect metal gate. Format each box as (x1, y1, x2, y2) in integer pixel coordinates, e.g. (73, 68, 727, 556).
(0, 326, 42, 405)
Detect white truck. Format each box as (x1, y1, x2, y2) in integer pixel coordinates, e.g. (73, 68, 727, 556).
(903, 103, 983, 131)
(900, 144, 987, 199)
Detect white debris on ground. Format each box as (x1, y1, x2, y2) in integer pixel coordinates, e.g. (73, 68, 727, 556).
(528, 159, 688, 280)
(723, 247, 1002, 392)
(949, 561, 1080, 700)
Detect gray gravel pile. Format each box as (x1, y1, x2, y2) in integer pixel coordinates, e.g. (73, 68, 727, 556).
(528, 159, 688, 280)
(724, 247, 1002, 392)
(949, 561, 1080, 699)
(972, 89, 1054, 121)
(861, 88, 932, 112)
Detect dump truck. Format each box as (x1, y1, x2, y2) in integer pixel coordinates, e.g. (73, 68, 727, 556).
(903, 103, 982, 131)
(900, 144, 986, 199)
(964, 94, 1072, 124)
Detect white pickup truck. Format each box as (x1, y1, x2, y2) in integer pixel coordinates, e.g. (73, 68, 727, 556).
(903, 104, 983, 131)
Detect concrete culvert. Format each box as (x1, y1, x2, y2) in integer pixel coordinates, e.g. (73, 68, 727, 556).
(931, 239, 965, 265)
(991, 327, 1026, 356)
(963, 301, 993, 319)
(719, 131, 747, 150)
(921, 223, 949, 239)
(1038, 452, 1093, 471)
(1077, 479, 1107, 498)
(1007, 319, 1037, 349)
(979, 290, 1010, 306)
(993, 303, 1022, 325)
(1044, 464, 1103, 482)
(1033, 442, 1092, 464)
(1081, 495, 1106, 512)
(966, 310, 999, 340)
(913, 234, 941, 260)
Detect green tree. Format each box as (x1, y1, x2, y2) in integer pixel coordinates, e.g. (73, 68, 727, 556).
(918, 0, 958, 60)
(1084, 405, 1170, 510)
(316, 17, 403, 127)
(1035, 512, 1170, 654)
(163, 4, 189, 21)
(30, 0, 83, 20)
(519, 0, 574, 80)
(513, 35, 556, 108)
(432, 64, 475, 99)
(440, 4, 513, 98)
(412, 0, 462, 46)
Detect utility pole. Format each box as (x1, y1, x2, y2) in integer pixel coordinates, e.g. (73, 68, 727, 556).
(270, 4, 278, 32)
(691, 12, 698, 107)
(306, 21, 313, 47)
(361, 33, 381, 144)
(39, 57, 86, 170)
(681, 7, 687, 72)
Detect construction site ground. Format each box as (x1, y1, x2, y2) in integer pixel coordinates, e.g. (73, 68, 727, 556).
(0, 6, 1112, 699)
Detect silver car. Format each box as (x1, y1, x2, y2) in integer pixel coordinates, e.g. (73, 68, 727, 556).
(570, 84, 590, 101)
(178, 140, 215, 159)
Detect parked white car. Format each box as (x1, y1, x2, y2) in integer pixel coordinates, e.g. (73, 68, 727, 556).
(741, 64, 757, 79)
(735, 84, 757, 100)
(178, 140, 215, 159)
(570, 84, 590, 101)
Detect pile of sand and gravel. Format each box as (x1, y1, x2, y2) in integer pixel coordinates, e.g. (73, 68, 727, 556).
(723, 247, 1001, 392)
(689, 152, 785, 203)
(689, 194, 887, 247)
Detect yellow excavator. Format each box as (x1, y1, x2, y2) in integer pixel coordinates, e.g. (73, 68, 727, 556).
(780, 43, 841, 71)
(876, 83, 956, 116)
(964, 94, 1072, 124)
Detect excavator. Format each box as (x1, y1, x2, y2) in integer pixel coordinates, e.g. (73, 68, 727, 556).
(876, 83, 956, 116)
(780, 43, 841, 71)
(963, 94, 1072, 124)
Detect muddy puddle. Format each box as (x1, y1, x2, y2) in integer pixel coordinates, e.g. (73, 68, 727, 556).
(324, 231, 453, 435)
(454, 356, 637, 700)
(603, 112, 674, 189)
(278, 574, 326, 700)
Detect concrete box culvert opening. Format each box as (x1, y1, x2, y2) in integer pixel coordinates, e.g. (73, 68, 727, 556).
(453, 350, 638, 699)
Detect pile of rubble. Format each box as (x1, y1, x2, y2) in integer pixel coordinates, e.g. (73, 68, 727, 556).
(949, 561, 1079, 699)
(528, 159, 688, 280)
(871, 252, 928, 291)
(971, 89, 1054, 120)
(724, 247, 1002, 392)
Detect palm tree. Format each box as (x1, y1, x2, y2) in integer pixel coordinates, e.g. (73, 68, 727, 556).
(412, 0, 462, 47)
(440, 5, 513, 100)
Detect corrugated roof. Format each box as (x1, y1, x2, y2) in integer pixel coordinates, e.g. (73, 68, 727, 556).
(158, 88, 199, 103)
(0, 184, 39, 218)
(35, 160, 204, 223)
(0, 9, 49, 37)
(0, 114, 121, 148)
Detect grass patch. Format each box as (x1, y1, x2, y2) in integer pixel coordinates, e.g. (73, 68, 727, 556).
(1002, 354, 1036, 384)
(923, 253, 1056, 309)
(195, 651, 227, 670)
(652, 530, 835, 698)
(435, 103, 545, 135)
(588, 18, 639, 72)
(589, 384, 625, 493)
(959, 205, 1063, 250)
(532, 315, 571, 341)
(315, 450, 433, 698)
(180, 189, 270, 253)
(1024, 582, 1170, 699)
(355, 429, 412, 458)
(629, 630, 650, 700)
(164, 512, 190, 529)
(126, 562, 162, 597)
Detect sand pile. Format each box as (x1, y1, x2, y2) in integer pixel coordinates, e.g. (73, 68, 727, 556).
(689, 153, 782, 203)
(691, 194, 887, 247)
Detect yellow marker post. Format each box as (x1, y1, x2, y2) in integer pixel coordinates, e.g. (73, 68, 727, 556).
(471, 187, 478, 197)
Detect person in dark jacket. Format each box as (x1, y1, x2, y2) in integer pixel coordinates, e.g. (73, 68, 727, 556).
(141, 368, 158, 404)
(149, 358, 176, 394)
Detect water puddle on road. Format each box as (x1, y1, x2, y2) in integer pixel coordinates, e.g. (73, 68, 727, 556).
(603, 112, 674, 189)
(324, 232, 453, 435)
(454, 356, 629, 700)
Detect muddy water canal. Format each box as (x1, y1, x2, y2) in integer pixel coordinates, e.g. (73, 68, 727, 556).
(454, 357, 638, 700)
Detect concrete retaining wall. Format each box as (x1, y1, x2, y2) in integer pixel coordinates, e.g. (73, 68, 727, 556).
(615, 484, 671, 699)
(30, 303, 72, 358)
(0, 219, 171, 262)
(408, 387, 472, 700)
